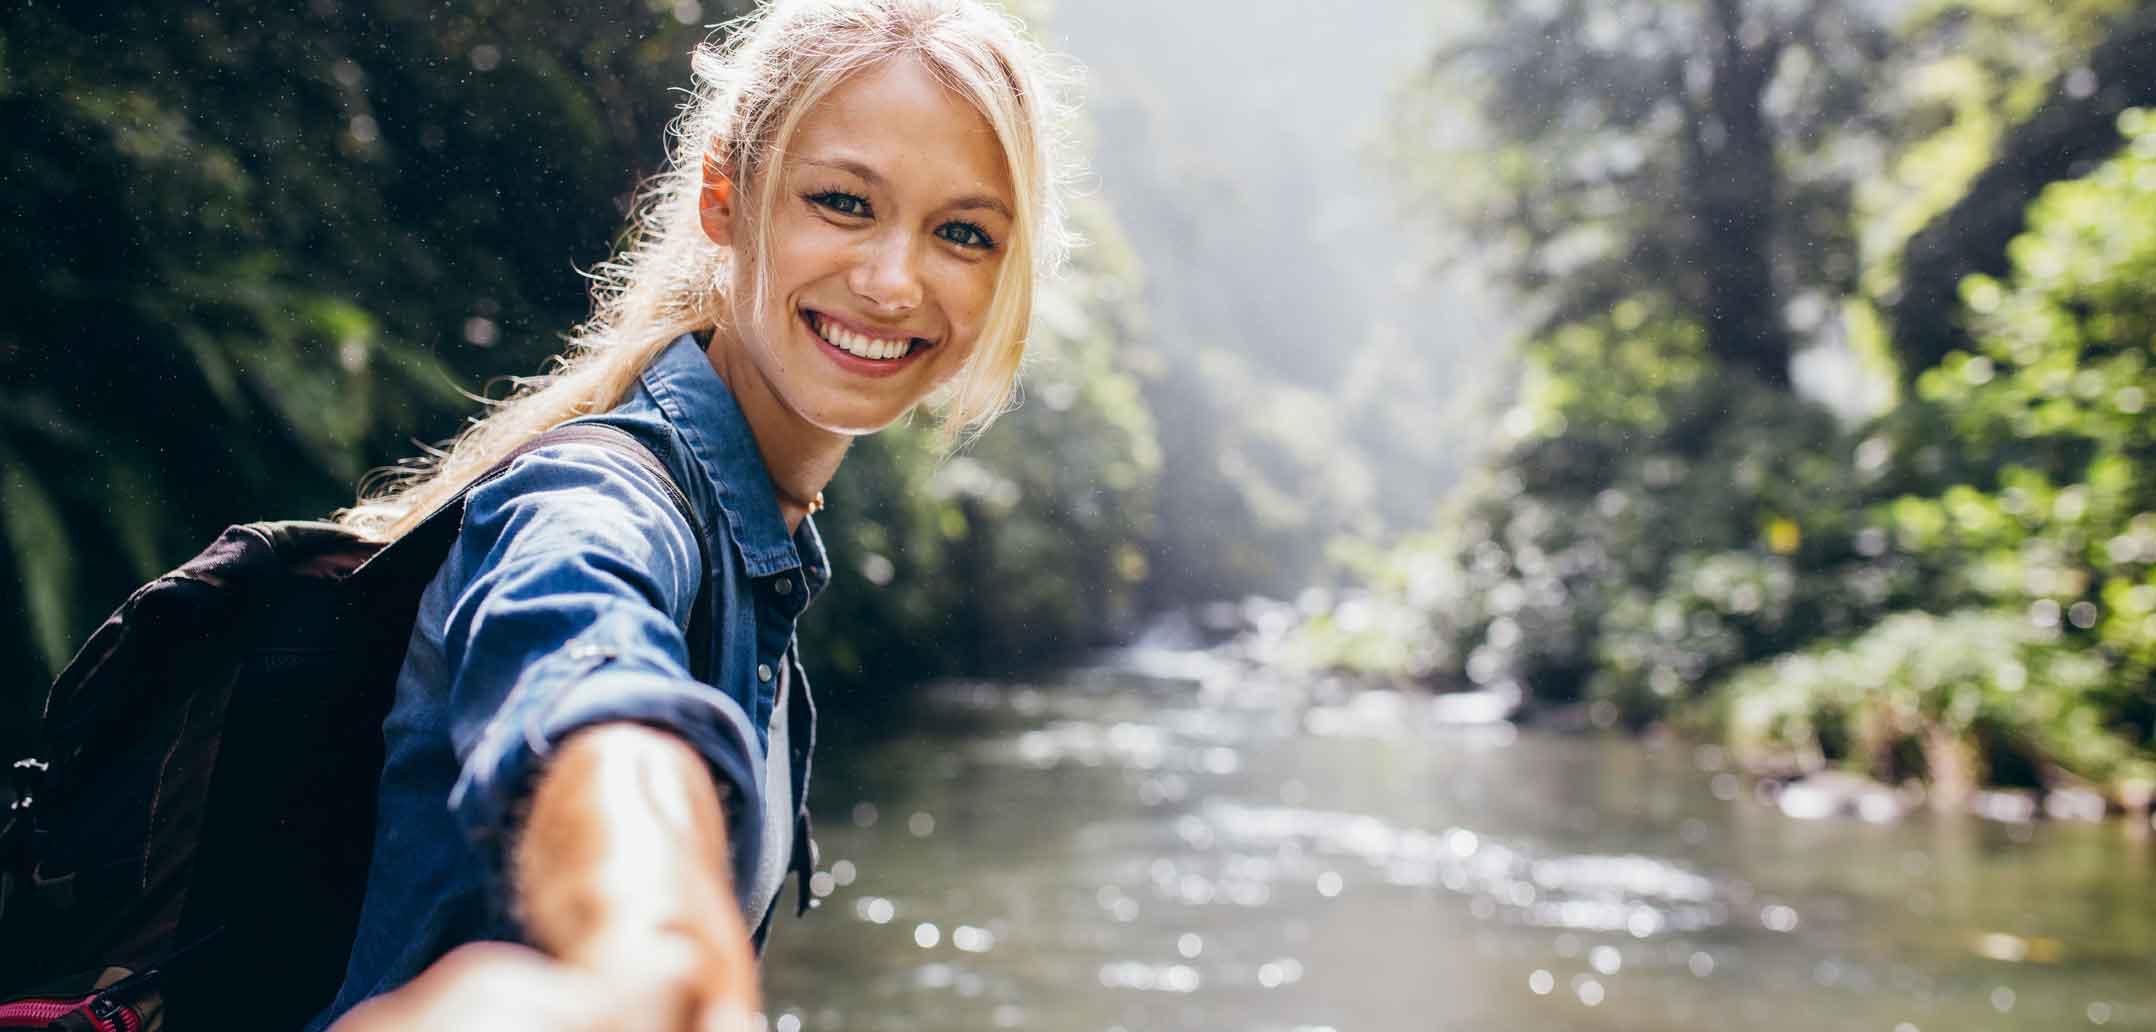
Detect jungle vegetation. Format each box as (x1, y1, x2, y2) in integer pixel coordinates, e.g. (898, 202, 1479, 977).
(0, 1, 1189, 753)
(1303, 0, 2156, 806)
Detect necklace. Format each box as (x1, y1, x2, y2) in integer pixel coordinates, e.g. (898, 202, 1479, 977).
(779, 489, 826, 515)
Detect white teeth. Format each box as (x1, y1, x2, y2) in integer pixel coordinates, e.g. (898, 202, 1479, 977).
(815, 314, 910, 361)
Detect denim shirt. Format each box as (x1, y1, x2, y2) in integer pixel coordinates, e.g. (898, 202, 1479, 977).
(307, 334, 826, 1030)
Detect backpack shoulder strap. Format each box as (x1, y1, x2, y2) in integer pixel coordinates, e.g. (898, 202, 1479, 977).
(362, 423, 717, 681)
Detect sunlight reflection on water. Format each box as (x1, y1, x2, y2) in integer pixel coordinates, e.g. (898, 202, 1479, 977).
(765, 670, 2156, 1032)
(1193, 800, 1740, 941)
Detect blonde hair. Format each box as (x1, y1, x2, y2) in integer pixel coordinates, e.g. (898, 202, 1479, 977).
(339, 0, 1077, 540)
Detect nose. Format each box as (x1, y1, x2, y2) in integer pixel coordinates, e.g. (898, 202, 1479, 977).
(849, 227, 923, 318)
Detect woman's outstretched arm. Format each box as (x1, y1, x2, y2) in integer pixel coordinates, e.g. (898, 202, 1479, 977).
(330, 723, 757, 1032)
(518, 723, 759, 1024)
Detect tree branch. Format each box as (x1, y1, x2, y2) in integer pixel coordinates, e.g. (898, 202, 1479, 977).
(1888, 3, 2156, 381)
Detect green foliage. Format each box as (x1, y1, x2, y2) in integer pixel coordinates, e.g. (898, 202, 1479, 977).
(1348, 313, 1897, 712)
(1858, 0, 2134, 302)
(1, 3, 1173, 748)
(1852, 113, 2156, 780)
(0, 449, 73, 674)
(1332, 109, 2156, 795)
(1781, 117, 2156, 793)
(1715, 610, 2145, 794)
(1334, 0, 2156, 800)
(0, 2, 742, 705)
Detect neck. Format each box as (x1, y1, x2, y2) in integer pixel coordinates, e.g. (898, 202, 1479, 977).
(701, 331, 849, 534)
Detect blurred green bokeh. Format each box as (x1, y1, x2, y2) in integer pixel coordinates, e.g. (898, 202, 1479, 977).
(1309, 0, 2156, 804)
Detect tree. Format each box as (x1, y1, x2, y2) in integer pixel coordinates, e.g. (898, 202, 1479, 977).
(1389, 0, 1896, 387)
(1887, 1, 2156, 380)
(1326, 0, 2156, 798)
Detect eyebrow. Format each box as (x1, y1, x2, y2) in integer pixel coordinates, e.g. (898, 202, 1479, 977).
(802, 157, 1014, 220)
(949, 193, 1014, 219)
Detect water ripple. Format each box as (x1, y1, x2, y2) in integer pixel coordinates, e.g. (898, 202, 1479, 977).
(1201, 801, 1735, 935)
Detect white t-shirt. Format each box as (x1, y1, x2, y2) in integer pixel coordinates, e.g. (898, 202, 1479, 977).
(745, 661, 794, 924)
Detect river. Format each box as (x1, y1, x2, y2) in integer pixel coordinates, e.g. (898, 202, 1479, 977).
(763, 653, 2156, 1031)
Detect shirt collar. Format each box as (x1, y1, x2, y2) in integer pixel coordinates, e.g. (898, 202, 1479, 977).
(639, 333, 828, 585)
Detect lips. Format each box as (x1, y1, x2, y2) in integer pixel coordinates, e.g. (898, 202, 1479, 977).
(802, 308, 932, 362)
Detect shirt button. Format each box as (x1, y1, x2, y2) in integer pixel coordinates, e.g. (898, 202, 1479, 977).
(757, 663, 774, 682)
(774, 578, 792, 595)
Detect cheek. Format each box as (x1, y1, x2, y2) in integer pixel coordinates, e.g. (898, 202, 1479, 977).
(757, 212, 854, 313)
(938, 260, 1003, 348)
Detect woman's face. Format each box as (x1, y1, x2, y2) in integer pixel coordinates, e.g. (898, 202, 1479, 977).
(711, 55, 1016, 436)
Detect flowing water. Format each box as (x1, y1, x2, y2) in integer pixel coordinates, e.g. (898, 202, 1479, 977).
(764, 655, 2156, 1031)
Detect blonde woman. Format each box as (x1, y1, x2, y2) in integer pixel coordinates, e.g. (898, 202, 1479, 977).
(311, 1, 1073, 1028)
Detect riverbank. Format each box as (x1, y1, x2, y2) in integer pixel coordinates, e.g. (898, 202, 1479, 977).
(1704, 610, 2156, 823)
(1153, 596, 2156, 832)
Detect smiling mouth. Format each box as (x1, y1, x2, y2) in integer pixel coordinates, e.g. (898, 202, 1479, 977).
(802, 309, 931, 362)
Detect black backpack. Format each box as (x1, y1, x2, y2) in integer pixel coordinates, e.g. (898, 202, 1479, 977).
(0, 423, 708, 1032)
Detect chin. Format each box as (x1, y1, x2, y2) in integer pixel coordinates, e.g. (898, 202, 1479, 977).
(793, 397, 920, 437)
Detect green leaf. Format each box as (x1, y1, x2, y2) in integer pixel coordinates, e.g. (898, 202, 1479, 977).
(1, 451, 77, 678)
(104, 459, 166, 579)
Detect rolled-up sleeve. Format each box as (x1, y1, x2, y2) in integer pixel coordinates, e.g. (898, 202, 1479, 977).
(436, 442, 764, 904)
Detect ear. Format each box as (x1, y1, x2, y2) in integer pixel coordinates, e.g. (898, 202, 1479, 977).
(699, 147, 738, 248)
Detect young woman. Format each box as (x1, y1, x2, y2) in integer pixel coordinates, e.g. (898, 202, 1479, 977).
(309, 1, 1074, 1028)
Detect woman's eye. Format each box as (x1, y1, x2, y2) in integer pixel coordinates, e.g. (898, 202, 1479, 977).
(937, 221, 995, 250)
(810, 191, 871, 217)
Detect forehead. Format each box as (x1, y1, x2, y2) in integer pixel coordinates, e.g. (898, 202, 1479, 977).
(786, 55, 1013, 205)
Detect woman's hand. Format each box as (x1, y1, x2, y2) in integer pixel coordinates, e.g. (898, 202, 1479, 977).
(329, 723, 757, 1032)
(325, 940, 743, 1032)
(520, 722, 761, 1029)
